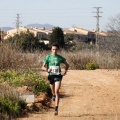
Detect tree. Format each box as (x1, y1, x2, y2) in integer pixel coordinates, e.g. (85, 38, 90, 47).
(99, 13, 120, 53)
(5, 31, 47, 52)
(49, 27, 65, 47)
(107, 13, 120, 35)
(64, 33, 74, 42)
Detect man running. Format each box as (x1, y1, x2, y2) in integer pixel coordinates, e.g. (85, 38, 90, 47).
(42, 43, 69, 115)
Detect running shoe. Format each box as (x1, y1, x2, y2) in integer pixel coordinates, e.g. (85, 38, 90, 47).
(54, 110, 58, 115)
(52, 96, 56, 101)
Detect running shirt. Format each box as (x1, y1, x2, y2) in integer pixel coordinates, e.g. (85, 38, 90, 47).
(43, 54, 66, 75)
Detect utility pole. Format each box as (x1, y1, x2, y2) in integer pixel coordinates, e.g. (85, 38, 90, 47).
(93, 7, 103, 45)
(73, 24, 75, 40)
(0, 27, 2, 44)
(15, 14, 22, 34)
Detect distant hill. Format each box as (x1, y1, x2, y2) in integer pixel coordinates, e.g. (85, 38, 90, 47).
(2, 27, 14, 32)
(25, 23, 55, 29)
(2, 23, 65, 32)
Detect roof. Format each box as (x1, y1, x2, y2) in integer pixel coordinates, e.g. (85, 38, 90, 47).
(67, 27, 90, 35)
(29, 27, 52, 34)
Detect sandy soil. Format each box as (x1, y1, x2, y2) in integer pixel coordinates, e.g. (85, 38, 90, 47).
(17, 69, 120, 120)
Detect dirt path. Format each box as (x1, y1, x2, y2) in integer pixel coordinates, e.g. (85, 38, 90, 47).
(17, 70, 120, 120)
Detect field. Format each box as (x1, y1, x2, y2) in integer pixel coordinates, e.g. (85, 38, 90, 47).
(17, 69, 120, 120)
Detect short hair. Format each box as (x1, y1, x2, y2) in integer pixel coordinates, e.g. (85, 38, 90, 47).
(52, 43, 59, 49)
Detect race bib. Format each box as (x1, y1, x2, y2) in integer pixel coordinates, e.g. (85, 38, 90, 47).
(50, 66, 60, 75)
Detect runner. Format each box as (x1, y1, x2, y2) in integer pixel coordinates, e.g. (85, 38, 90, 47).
(42, 43, 69, 115)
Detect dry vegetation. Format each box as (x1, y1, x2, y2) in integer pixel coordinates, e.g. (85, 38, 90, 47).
(0, 45, 45, 72)
(0, 36, 120, 71)
(0, 36, 120, 119)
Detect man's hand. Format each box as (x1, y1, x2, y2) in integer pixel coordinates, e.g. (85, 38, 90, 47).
(41, 63, 47, 71)
(61, 71, 67, 76)
(61, 61, 69, 76)
(48, 68, 52, 73)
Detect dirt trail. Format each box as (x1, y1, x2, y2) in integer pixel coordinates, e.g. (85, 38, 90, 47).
(17, 70, 120, 120)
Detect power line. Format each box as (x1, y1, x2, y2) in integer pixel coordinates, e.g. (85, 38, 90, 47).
(93, 7, 103, 46)
(0, 27, 2, 43)
(93, 7, 103, 32)
(15, 14, 22, 34)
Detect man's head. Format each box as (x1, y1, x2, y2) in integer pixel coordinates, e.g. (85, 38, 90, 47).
(51, 43, 59, 55)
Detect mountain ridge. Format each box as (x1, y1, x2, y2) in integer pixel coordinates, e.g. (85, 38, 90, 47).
(25, 23, 55, 29)
(2, 23, 55, 31)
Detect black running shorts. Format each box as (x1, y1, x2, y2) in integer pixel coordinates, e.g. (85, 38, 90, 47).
(48, 75, 63, 85)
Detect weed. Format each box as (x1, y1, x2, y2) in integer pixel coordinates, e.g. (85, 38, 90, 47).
(86, 62, 99, 70)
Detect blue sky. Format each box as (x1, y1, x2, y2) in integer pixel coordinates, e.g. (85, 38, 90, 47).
(0, 0, 120, 30)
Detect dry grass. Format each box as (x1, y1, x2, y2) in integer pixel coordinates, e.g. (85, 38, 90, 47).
(0, 42, 120, 71)
(0, 45, 47, 72)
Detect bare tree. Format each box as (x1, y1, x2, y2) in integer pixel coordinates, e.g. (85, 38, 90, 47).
(98, 13, 120, 54)
(107, 13, 120, 35)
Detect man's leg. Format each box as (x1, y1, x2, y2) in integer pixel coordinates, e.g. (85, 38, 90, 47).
(50, 84, 55, 96)
(50, 83, 57, 101)
(48, 75, 55, 97)
(54, 81, 61, 115)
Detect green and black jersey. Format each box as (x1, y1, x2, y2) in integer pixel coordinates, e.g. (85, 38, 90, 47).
(43, 54, 66, 75)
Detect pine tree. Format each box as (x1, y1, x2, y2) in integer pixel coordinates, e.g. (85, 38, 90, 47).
(49, 27, 65, 47)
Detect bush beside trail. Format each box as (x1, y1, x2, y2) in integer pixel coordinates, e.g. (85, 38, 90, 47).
(0, 70, 51, 120)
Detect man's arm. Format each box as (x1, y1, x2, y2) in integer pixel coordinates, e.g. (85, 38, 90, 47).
(61, 61, 69, 76)
(41, 63, 47, 71)
(41, 63, 52, 73)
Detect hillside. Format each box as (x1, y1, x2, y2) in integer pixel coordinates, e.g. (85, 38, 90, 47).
(25, 23, 54, 29)
(2, 23, 54, 32)
(2, 27, 14, 32)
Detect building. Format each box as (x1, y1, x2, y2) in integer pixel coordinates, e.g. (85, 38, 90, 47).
(4, 26, 108, 45)
(0, 30, 6, 43)
(4, 27, 52, 44)
(64, 27, 95, 43)
(64, 27, 108, 44)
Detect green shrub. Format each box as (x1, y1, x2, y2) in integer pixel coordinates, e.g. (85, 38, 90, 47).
(20, 72, 50, 94)
(0, 70, 17, 82)
(0, 86, 26, 120)
(86, 62, 99, 70)
(0, 70, 51, 119)
(0, 70, 51, 94)
(0, 96, 23, 116)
